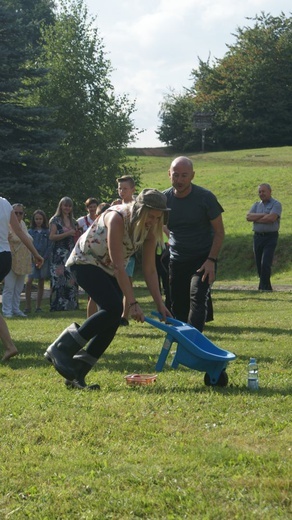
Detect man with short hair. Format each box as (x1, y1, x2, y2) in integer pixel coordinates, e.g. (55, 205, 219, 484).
(164, 156, 225, 332)
(246, 183, 282, 291)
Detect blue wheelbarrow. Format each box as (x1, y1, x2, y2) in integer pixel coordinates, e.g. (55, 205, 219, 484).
(144, 312, 236, 386)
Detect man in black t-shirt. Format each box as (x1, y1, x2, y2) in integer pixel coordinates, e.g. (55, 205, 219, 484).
(164, 156, 225, 332)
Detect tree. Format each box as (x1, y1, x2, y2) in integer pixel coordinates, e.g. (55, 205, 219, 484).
(3, 0, 56, 47)
(36, 0, 139, 211)
(0, 3, 62, 207)
(158, 13, 292, 150)
(194, 12, 292, 148)
(157, 90, 201, 152)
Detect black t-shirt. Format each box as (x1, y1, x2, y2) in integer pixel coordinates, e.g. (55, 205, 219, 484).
(164, 184, 224, 262)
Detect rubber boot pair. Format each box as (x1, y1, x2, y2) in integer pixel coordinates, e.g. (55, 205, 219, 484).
(44, 323, 100, 390)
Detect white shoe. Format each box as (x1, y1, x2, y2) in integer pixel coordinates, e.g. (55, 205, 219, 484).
(13, 310, 27, 317)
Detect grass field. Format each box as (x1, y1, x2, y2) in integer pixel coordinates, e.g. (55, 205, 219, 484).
(1, 146, 291, 519)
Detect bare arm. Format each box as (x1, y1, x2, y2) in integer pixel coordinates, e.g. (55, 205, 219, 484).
(142, 232, 172, 321)
(105, 211, 138, 309)
(49, 222, 76, 241)
(163, 224, 170, 239)
(106, 212, 171, 322)
(197, 214, 225, 283)
(10, 212, 43, 268)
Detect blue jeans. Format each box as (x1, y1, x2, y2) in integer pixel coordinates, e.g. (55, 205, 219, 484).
(253, 232, 278, 290)
(169, 257, 211, 332)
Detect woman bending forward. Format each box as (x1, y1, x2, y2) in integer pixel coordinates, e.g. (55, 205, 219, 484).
(45, 189, 172, 390)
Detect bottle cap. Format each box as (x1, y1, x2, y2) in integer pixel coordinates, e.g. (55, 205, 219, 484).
(250, 357, 256, 363)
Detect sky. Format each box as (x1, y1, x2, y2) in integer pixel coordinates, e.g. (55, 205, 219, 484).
(86, 0, 291, 147)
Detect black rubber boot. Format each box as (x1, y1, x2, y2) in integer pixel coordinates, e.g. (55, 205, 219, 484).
(44, 323, 87, 381)
(64, 350, 100, 390)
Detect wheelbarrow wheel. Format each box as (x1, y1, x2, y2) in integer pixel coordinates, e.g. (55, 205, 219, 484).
(217, 370, 228, 387)
(204, 370, 229, 387)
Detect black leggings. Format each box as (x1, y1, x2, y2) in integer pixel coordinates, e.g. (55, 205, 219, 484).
(71, 264, 123, 359)
(0, 251, 12, 282)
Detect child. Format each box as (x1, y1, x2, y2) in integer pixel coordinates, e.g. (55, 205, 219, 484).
(116, 175, 136, 326)
(25, 210, 50, 313)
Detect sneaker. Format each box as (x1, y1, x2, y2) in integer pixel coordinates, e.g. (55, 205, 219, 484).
(120, 317, 129, 326)
(35, 308, 42, 313)
(13, 310, 27, 317)
(3, 313, 13, 318)
(24, 308, 31, 314)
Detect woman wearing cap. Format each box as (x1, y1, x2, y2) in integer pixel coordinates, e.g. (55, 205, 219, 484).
(45, 188, 172, 390)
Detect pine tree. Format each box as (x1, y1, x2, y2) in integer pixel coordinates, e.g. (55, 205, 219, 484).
(0, 3, 61, 207)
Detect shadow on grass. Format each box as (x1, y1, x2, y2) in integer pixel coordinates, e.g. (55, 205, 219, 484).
(213, 294, 292, 302)
(119, 383, 292, 397)
(205, 324, 291, 337)
(5, 344, 291, 397)
(4, 318, 290, 371)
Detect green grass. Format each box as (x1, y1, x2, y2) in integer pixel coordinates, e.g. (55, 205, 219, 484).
(136, 146, 292, 284)
(1, 287, 291, 519)
(1, 146, 291, 519)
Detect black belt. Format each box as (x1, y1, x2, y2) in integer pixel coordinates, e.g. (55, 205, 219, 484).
(254, 232, 278, 236)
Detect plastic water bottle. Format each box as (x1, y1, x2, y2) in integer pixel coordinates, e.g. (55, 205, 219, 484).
(248, 358, 259, 390)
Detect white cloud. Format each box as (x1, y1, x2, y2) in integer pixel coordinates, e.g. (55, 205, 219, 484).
(86, 0, 291, 146)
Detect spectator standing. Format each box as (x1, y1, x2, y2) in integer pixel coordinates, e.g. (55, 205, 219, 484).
(77, 197, 99, 233)
(2, 204, 33, 318)
(116, 175, 136, 326)
(25, 210, 51, 313)
(0, 197, 43, 360)
(49, 197, 79, 311)
(246, 183, 282, 291)
(164, 156, 224, 332)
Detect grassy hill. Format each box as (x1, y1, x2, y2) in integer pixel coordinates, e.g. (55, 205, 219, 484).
(130, 146, 292, 285)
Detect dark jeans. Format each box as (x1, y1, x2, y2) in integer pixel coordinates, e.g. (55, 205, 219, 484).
(0, 251, 12, 281)
(253, 232, 278, 290)
(71, 264, 123, 359)
(169, 257, 211, 332)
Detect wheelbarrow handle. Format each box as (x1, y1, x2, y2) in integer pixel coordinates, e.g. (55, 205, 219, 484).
(150, 311, 187, 327)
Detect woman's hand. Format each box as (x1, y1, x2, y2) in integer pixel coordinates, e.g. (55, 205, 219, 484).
(128, 302, 145, 323)
(34, 254, 44, 269)
(156, 302, 172, 322)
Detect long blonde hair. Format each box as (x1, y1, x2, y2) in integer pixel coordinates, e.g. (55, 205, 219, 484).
(129, 205, 164, 247)
(50, 197, 75, 227)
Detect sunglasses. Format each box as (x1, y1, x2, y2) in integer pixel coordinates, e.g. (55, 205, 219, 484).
(14, 211, 24, 215)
